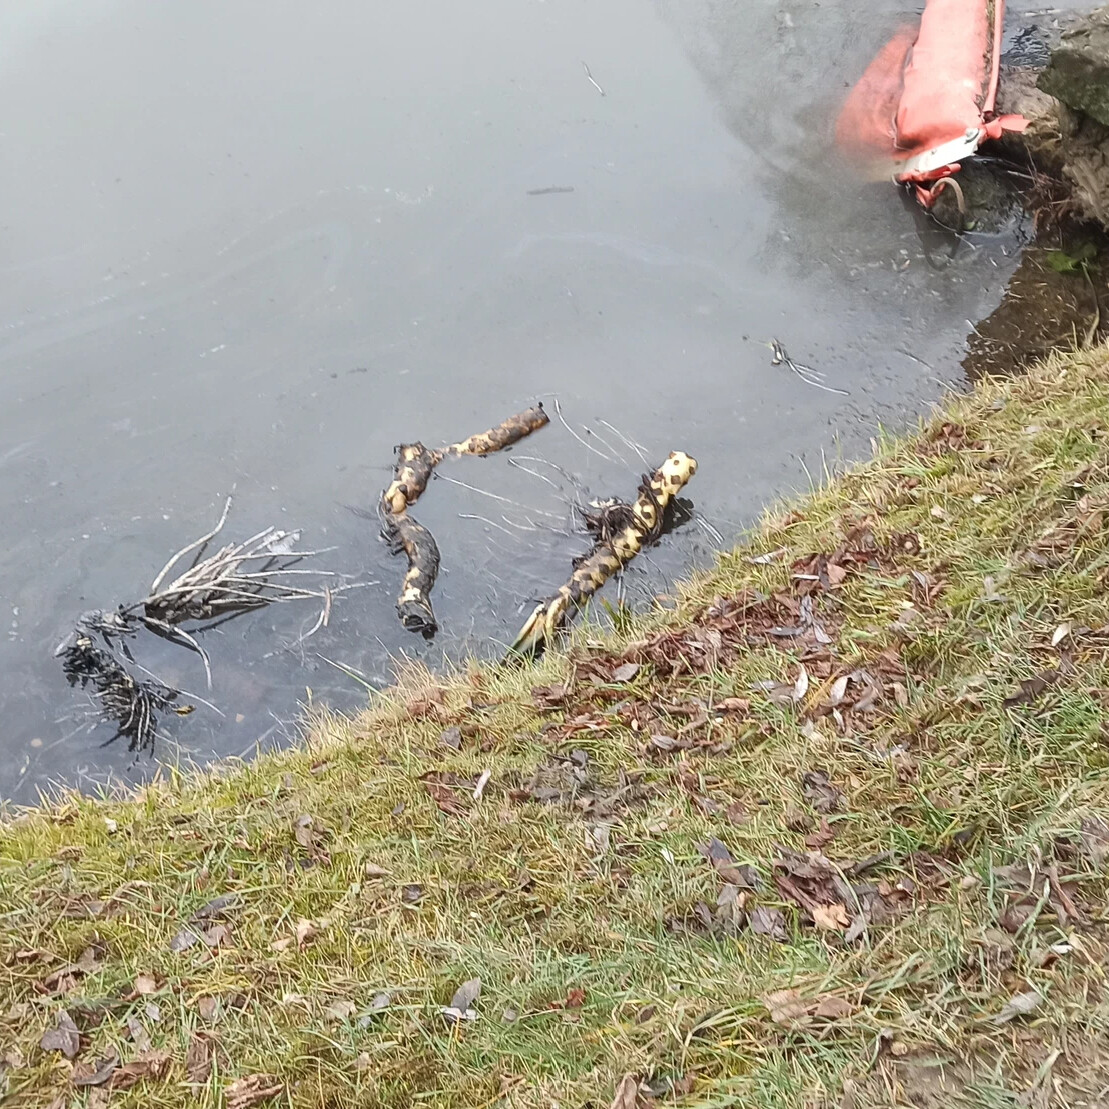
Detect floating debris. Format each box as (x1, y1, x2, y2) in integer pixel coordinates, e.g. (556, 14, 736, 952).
(379, 404, 550, 636)
(510, 451, 697, 657)
(770, 339, 850, 396)
(57, 497, 337, 755)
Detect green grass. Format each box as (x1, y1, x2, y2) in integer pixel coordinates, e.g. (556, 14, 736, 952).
(4, 349, 1109, 1108)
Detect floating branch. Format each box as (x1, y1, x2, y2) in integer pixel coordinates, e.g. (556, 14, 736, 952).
(510, 450, 697, 657)
(136, 499, 335, 627)
(380, 404, 549, 635)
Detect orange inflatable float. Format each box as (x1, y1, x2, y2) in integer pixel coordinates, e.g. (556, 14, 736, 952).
(836, 0, 1027, 208)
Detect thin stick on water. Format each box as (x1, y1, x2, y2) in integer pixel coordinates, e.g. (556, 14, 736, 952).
(506, 458, 564, 492)
(581, 422, 632, 470)
(140, 613, 214, 689)
(433, 473, 563, 518)
(598, 418, 651, 465)
(552, 397, 616, 463)
(769, 339, 850, 396)
(581, 61, 606, 96)
(149, 494, 233, 593)
(457, 514, 521, 538)
(696, 516, 725, 546)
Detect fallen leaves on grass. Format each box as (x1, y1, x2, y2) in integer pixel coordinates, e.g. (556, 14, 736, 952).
(40, 944, 102, 991)
(72, 1053, 118, 1087)
(801, 770, 845, 814)
(185, 1033, 214, 1086)
(698, 837, 761, 889)
(133, 973, 158, 996)
(610, 1074, 641, 1108)
(442, 977, 481, 1024)
(748, 905, 788, 942)
(125, 1015, 151, 1053)
(990, 988, 1044, 1025)
(763, 989, 855, 1028)
(773, 848, 906, 939)
(226, 1073, 283, 1108)
(295, 919, 319, 947)
(422, 773, 469, 817)
(325, 999, 357, 1021)
(110, 1051, 171, 1091)
(1003, 668, 1063, 708)
(39, 1009, 80, 1058)
(804, 818, 837, 850)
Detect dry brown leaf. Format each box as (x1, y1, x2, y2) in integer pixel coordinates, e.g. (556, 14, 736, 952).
(1003, 669, 1061, 708)
(125, 1015, 152, 1053)
(725, 801, 749, 826)
(811, 903, 850, 931)
(764, 989, 811, 1026)
(202, 923, 232, 948)
(325, 999, 357, 1021)
(72, 1053, 118, 1087)
(185, 1033, 213, 1086)
(40, 944, 101, 989)
(197, 996, 221, 1022)
(611, 662, 641, 683)
(801, 769, 845, 814)
(295, 919, 319, 947)
(610, 1074, 640, 1109)
(804, 818, 837, 850)
(814, 996, 853, 1020)
(748, 905, 788, 942)
(293, 815, 315, 847)
(110, 1050, 171, 1090)
(39, 1009, 80, 1059)
(134, 973, 158, 996)
(423, 776, 468, 817)
(226, 1073, 283, 1109)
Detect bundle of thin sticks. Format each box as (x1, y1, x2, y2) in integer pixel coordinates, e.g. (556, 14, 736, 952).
(380, 404, 550, 635)
(510, 451, 697, 656)
(57, 496, 337, 753)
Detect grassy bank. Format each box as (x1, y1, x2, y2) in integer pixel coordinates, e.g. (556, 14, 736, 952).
(4, 350, 1109, 1109)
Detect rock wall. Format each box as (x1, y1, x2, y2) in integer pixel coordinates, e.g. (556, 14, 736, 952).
(1005, 5, 1109, 226)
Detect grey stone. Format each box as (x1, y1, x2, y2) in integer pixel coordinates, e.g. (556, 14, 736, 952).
(1038, 6, 1109, 127)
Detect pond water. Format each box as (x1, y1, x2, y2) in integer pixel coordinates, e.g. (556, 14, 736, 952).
(0, 0, 1074, 803)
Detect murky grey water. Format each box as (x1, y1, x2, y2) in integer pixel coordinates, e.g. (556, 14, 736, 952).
(0, 0, 1074, 802)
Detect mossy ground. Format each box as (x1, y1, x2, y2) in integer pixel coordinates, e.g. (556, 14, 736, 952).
(4, 349, 1109, 1108)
